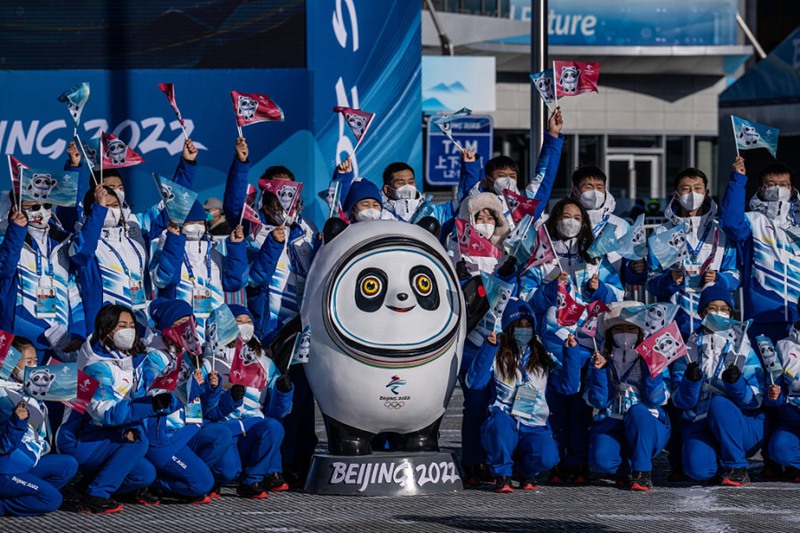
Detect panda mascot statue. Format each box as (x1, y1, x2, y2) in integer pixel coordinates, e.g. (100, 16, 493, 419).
(301, 218, 468, 464)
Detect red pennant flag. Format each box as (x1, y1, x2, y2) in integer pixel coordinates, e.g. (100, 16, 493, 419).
(578, 300, 610, 338)
(556, 285, 586, 326)
(333, 106, 375, 145)
(257, 179, 303, 218)
(158, 83, 185, 126)
(502, 189, 539, 224)
(244, 184, 258, 207)
(636, 322, 688, 378)
(554, 61, 600, 98)
(242, 203, 263, 236)
(162, 319, 202, 357)
(66, 371, 100, 414)
(230, 91, 285, 127)
(0, 329, 14, 362)
(527, 224, 557, 268)
(100, 132, 145, 169)
(229, 338, 267, 389)
(455, 218, 503, 259)
(147, 354, 183, 390)
(7, 155, 28, 195)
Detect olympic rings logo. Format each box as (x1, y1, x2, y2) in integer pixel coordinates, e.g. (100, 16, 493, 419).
(384, 400, 405, 409)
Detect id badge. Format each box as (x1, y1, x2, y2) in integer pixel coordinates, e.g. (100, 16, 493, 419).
(129, 279, 146, 309)
(36, 278, 57, 318)
(510, 385, 540, 420)
(184, 398, 203, 425)
(191, 286, 213, 317)
(683, 260, 702, 289)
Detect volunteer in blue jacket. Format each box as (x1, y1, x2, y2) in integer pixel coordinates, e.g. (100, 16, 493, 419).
(721, 157, 799, 342)
(57, 304, 160, 514)
(0, 336, 78, 516)
(203, 304, 294, 498)
(137, 298, 240, 504)
(670, 285, 766, 486)
(648, 168, 739, 337)
(764, 319, 800, 482)
(586, 302, 671, 491)
(467, 299, 581, 493)
(343, 179, 395, 223)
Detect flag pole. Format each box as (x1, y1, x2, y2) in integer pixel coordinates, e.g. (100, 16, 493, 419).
(552, 61, 559, 110)
(731, 116, 740, 158)
(239, 198, 247, 226)
(7, 156, 14, 201)
(75, 133, 99, 188)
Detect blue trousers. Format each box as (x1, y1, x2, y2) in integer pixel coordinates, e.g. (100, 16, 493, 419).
(481, 409, 559, 478)
(682, 396, 766, 481)
(59, 427, 155, 498)
(0, 454, 78, 516)
(459, 338, 488, 467)
(546, 386, 593, 469)
(280, 365, 317, 472)
(148, 424, 232, 497)
(216, 418, 285, 485)
(768, 421, 800, 469)
(589, 404, 670, 475)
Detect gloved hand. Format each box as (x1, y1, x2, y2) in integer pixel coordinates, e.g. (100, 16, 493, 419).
(276, 374, 293, 393)
(722, 364, 741, 384)
(684, 362, 703, 382)
(122, 428, 140, 442)
(455, 259, 470, 281)
(230, 384, 246, 402)
(151, 392, 173, 411)
(497, 256, 517, 277)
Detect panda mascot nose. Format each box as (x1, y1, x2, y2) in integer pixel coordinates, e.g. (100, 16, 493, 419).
(397, 292, 409, 301)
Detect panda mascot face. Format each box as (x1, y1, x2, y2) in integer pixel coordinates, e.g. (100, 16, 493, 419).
(302, 221, 465, 453)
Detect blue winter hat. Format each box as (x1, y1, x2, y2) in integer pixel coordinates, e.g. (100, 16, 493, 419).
(228, 304, 253, 321)
(501, 298, 535, 331)
(149, 297, 193, 331)
(343, 179, 382, 213)
(698, 284, 735, 312)
(185, 200, 208, 223)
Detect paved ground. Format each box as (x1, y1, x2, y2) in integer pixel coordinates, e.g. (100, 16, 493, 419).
(5, 387, 799, 533)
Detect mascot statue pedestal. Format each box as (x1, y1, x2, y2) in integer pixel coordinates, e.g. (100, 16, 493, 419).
(301, 220, 466, 496)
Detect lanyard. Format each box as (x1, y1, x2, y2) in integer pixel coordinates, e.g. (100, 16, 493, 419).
(697, 333, 731, 379)
(685, 220, 714, 260)
(609, 351, 640, 385)
(102, 236, 143, 280)
(183, 242, 212, 286)
(30, 237, 53, 278)
(592, 216, 610, 237)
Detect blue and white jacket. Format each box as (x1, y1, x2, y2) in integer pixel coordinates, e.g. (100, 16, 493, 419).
(585, 346, 669, 422)
(721, 171, 800, 331)
(671, 329, 764, 423)
(764, 325, 800, 423)
(0, 380, 51, 474)
(648, 199, 739, 337)
(467, 342, 581, 427)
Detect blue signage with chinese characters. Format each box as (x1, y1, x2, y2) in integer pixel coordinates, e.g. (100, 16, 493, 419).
(426, 115, 493, 187)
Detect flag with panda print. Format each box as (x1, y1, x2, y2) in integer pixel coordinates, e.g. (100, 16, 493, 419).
(7, 155, 28, 195)
(578, 300, 611, 338)
(755, 335, 782, 385)
(701, 314, 752, 354)
(502, 189, 539, 225)
(153, 173, 198, 225)
(241, 203, 263, 236)
(100, 132, 145, 169)
(553, 61, 600, 98)
(334, 106, 376, 151)
(619, 302, 679, 335)
(587, 222, 618, 259)
(616, 214, 647, 260)
(480, 272, 515, 333)
(258, 179, 303, 219)
(556, 285, 586, 327)
(57, 82, 90, 130)
(23, 362, 79, 402)
(0, 329, 20, 380)
(731, 116, 779, 158)
(648, 223, 688, 269)
(530, 69, 555, 110)
(20, 168, 79, 207)
(527, 223, 558, 268)
(229, 338, 268, 389)
(162, 318, 202, 358)
(430, 107, 472, 150)
(231, 91, 285, 126)
(455, 218, 502, 259)
(636, 321, 687, 378)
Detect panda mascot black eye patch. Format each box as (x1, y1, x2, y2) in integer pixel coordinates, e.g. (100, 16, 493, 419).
(409, 265, 439, 311)
(355, 267, 388, 312)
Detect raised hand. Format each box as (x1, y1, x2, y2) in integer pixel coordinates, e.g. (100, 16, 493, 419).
(183, 138, 198, 162)
(235, 137, 248, 162)
(548, 107, 563, 136)
(336, 158, 352, 174)
(461, 149, 477, 162)
(67, 141, 81, 167)
(230, 225, 245, 243)
(14, 401, 28, 421)
(732, 156, 746, 176)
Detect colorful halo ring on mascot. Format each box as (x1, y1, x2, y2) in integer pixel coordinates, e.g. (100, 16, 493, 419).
(322, 235, 462, 369)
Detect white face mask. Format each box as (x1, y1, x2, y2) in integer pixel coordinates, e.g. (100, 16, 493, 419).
(113, 328, 136, 351)
(182, 223, 206, 241)
(473, 223, 495, 239)
(238, 324, 255, 343)
(763, 186, 791, 202)
(391, 184, 417, 200)
(678, 192, 705, 212)
(111, 188, 126, 206)
(613, 332, 639, 350)
(493, 177, 518, 195)
(557, 218, 581, 239)
(103, 207, 121, 228)
(354, 208, 381, 222)
(579, 189, 605, 211)
(25, 207, 52, 229)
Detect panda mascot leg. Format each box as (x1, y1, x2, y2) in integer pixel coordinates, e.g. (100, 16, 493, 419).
(324, 416, 375, 456)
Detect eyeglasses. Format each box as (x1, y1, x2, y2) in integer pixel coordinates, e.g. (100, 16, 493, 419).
(25, 204, 52, 211)
(706, 305, 732, 314)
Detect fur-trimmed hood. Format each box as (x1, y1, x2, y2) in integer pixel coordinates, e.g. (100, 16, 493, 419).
(458, 192, 510, 245)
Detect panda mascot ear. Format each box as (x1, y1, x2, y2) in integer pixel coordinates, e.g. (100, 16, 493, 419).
(462, 276, 491, 332)
(415, 216, 441, 239)
(322, 218, 348, 244)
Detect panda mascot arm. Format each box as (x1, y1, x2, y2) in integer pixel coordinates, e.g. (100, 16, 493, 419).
(151, 231, 186, 290)
(719, 165, 753, 246)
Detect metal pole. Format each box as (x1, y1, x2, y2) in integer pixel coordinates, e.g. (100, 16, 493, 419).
(530, 0, 548, 185)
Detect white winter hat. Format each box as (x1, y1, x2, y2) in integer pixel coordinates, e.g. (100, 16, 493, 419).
(597, 301, 644, 337)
